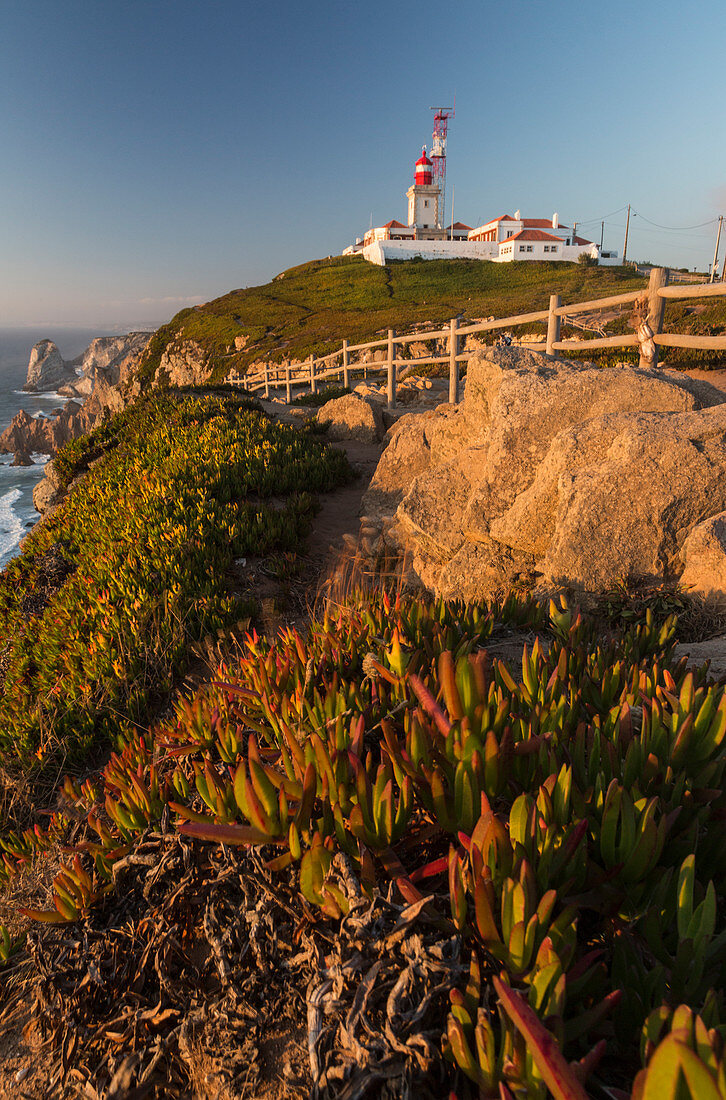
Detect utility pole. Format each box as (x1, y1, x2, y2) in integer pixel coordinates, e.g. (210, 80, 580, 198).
(600, 221, 605, 249)
(623, 204, 631, 264)
(710, 215, 723, 283)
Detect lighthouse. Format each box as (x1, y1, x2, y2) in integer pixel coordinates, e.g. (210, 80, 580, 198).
(414, 148, 433, 185)
(407, 146, 442, 232)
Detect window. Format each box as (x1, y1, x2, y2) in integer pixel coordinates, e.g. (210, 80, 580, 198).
(519, 246, 525, 252)
(506, 230, 513, 238)
(424, 200, 429, 208)
(551, 246, 558, 253)
(543, 246, 549, 253)
(526, 245, 533, 252)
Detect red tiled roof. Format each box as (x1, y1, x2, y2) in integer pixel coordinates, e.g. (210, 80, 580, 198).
(504, 229, 564, 243)
(447, 221, 472, 230)
(522, 218, 571, 230)
(383, 219, 407, 229)
(572, 235, 593, 246)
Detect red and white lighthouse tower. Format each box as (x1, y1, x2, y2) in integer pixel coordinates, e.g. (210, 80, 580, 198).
(414, 147, 433, 185)
(407, 146, 441, 231)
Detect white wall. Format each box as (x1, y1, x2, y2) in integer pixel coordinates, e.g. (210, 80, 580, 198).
(359, 238, 602, 266)
(561, 243, 599, 263)
(598, 250, 620, 266)
(406, 184, 441, 228)
(363, 239, 499, 265)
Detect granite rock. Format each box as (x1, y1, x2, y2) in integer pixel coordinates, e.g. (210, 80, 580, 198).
(363, 346, 726, 600)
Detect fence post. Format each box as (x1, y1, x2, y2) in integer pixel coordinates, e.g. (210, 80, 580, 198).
(448, 317, 459, 403)
(310, 354, 317, 395)
(342, 339, 349, 391)
(285, 361, 291, 404)
(264, 362, 270, 399)
(546, 294, 561, 356)
(639, 267, 668, 369)
(387, 329, 396, 410)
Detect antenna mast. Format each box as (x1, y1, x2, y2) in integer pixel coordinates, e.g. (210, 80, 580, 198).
(430, 104, 454, 228)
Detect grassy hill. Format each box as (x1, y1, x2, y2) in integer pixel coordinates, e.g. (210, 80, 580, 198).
(138, 256, 726, 386)
(138, 257, 656, 384)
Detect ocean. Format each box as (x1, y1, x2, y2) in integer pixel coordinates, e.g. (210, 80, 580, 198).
(0, 328, 115, 569)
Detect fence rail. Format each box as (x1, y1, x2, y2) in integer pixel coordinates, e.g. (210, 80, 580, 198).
(230, 268, 726, 409)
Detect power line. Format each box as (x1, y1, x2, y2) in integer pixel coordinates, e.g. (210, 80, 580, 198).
(631, 211, 719, 231)
(575, 206, 629, 226)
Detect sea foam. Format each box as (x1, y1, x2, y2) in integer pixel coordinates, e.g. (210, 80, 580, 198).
(0, 488, 25, 563)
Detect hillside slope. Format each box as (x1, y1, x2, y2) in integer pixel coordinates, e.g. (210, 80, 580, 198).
(137, 257, 653, 385)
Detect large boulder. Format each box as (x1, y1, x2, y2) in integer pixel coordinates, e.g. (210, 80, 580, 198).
(679, 511, 726, 606)
(317, 394, 384, 444)
(364, 347, 726, 599)
(24, 340, 77, 392)
(33, 459, 63, 515)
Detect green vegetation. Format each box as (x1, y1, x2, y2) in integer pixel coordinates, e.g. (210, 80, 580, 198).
(136, 257, 651, 384)
(290, 384, 351, 406)
(136, 257, 726, 388)
(7, 580, 723, 1097)
(1, 251, 725, 1090)
(0, 391, 351, 790)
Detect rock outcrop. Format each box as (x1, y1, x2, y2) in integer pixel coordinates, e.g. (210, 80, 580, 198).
(0, 404, 84, 456)
(32, 459, 63, 515)
(24, 341, 77, 392)
(80, 333, 149, 423)
(680, 511, 726, 606)
(317, 394, 385, 443)
(157, 341, 210, 387)
(7, 332, 151, 464)
(364, 347, 726, 600)
(58, 332, 151, 402)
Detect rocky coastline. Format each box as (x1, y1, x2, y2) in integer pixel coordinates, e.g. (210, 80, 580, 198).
(0, 332, 151, 472)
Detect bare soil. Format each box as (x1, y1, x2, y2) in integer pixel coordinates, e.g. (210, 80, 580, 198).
(681, 366, 726, 395)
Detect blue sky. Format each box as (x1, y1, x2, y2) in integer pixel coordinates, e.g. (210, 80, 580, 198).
(2, 0, 725, 328)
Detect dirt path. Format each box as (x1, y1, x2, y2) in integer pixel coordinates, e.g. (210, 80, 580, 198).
(214, 401, 389, 642)
(682, 367, 726, 395)
(256, 400, 385, 573)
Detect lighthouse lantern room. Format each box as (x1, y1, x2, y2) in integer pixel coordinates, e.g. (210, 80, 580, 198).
(407, 146, 442, 232)
(414, 147, 433, 185)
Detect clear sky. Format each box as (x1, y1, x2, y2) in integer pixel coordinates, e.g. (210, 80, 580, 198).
(3, 0, 725, 329)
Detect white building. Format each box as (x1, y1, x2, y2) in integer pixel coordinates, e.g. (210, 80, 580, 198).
(345, 149, 618, 266)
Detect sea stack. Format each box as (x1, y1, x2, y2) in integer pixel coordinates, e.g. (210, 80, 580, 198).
(23, 340, 77, 392)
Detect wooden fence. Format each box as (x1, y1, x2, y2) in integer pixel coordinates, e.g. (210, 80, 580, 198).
(233, 268, 726, 410)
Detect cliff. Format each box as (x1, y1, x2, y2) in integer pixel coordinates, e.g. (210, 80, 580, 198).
(58, 332, 151, 401)
(0, 403, 85, 455)
(3, 332, 150, 463)
(23, 340, 78, 392)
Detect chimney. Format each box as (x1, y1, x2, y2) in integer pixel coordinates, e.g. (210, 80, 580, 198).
(552, 212, 559, 229)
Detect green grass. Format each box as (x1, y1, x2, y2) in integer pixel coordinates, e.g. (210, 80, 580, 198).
(136, 257, 654, 385)
(137, 256, 726, 386)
